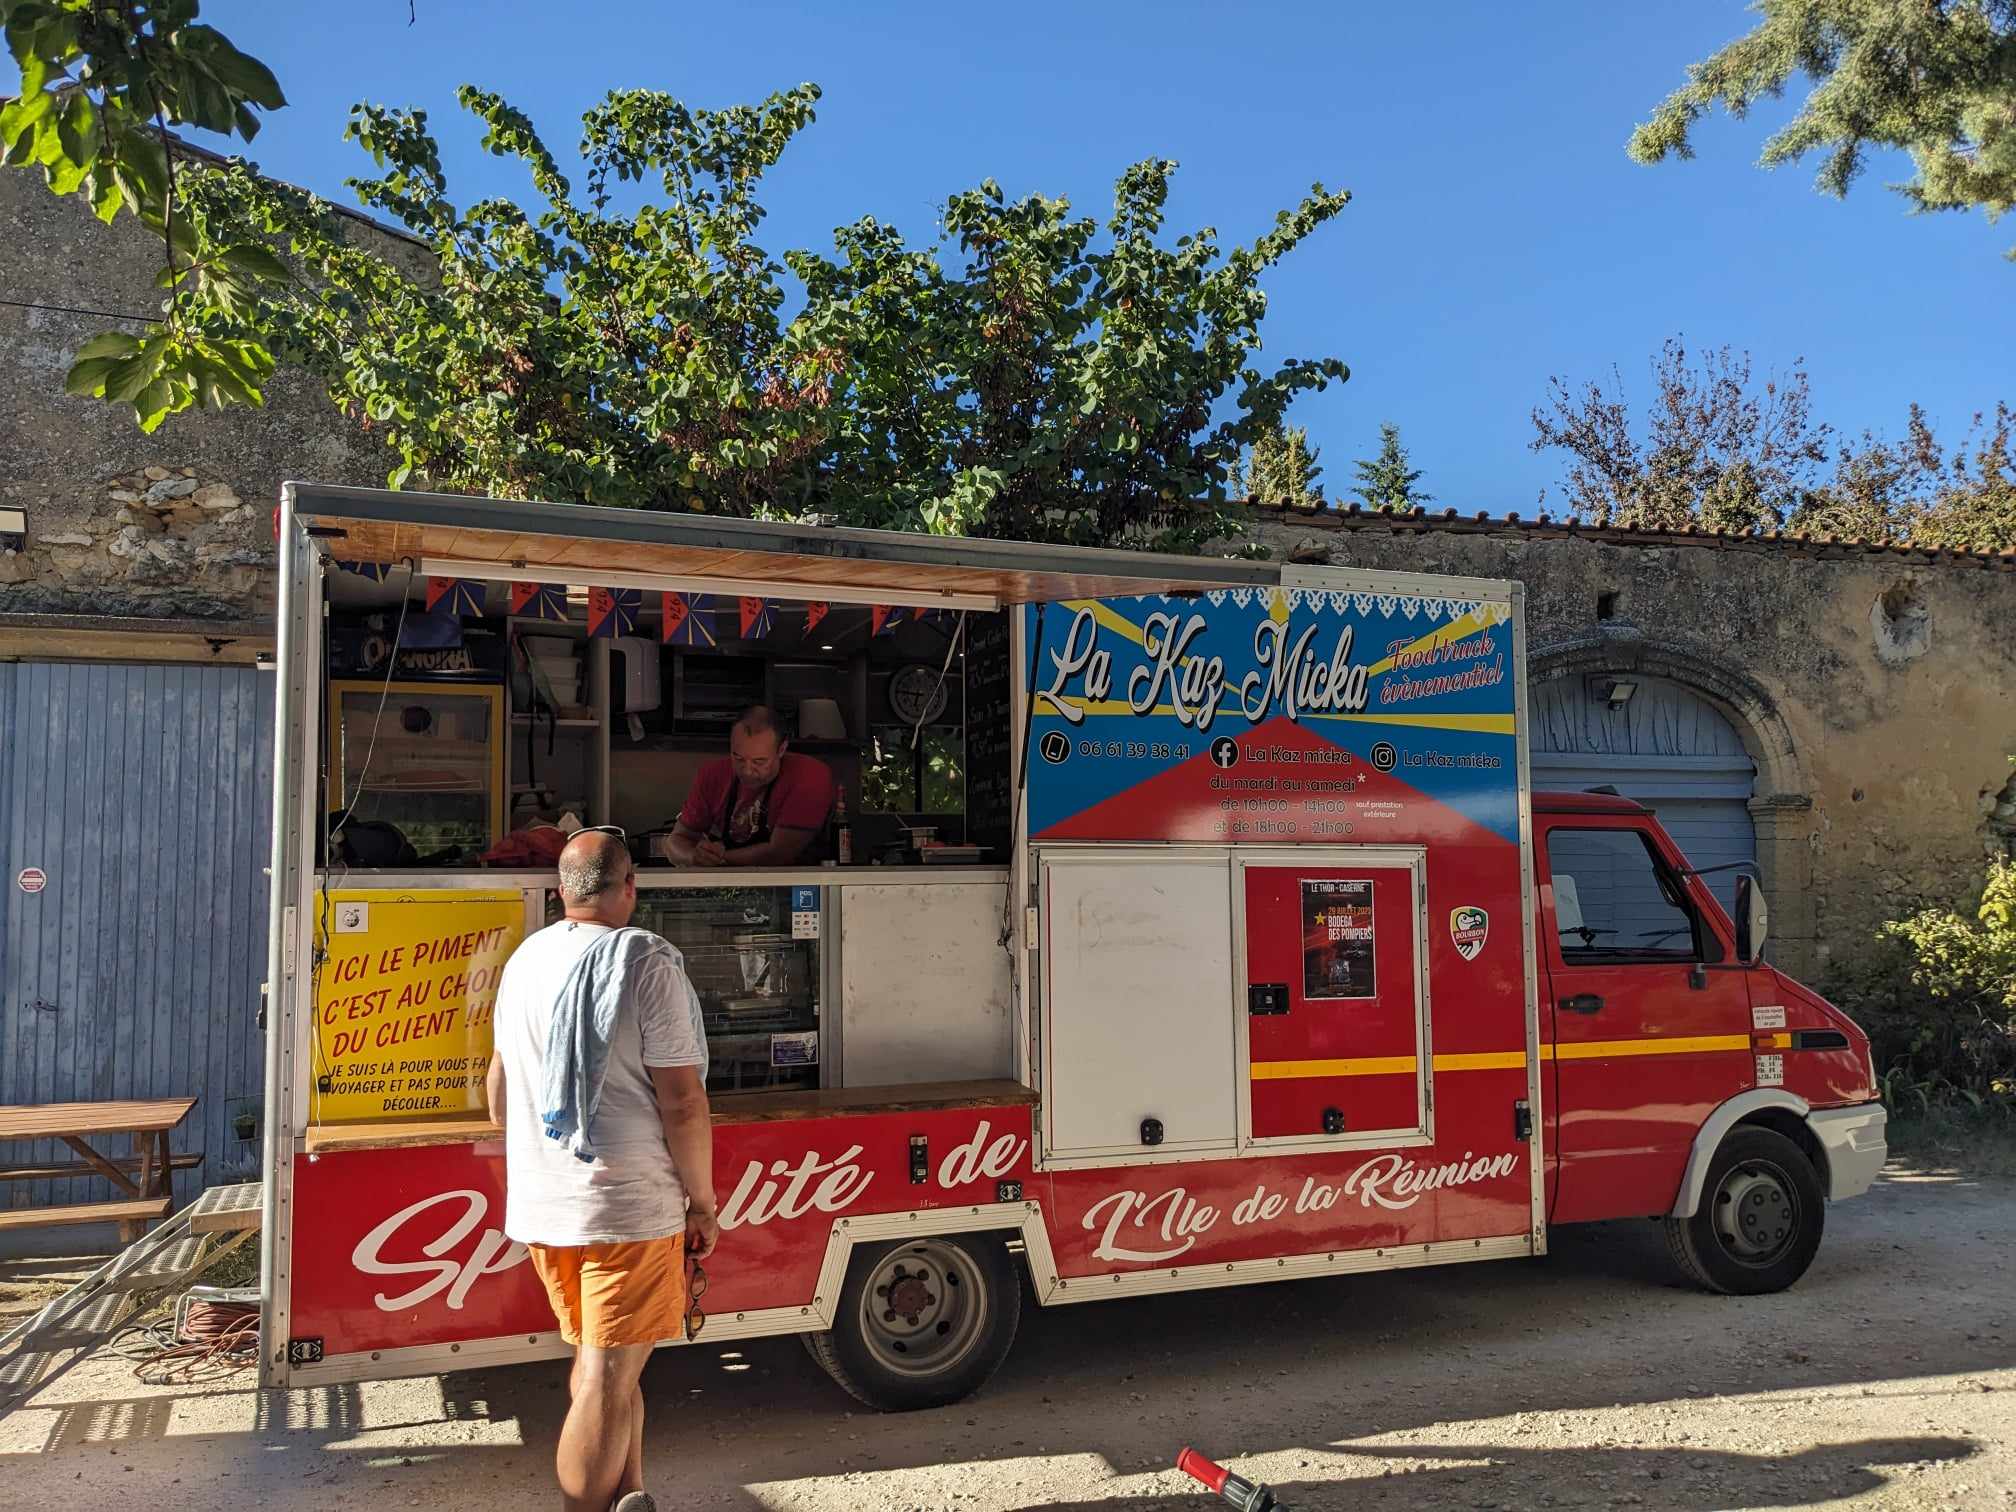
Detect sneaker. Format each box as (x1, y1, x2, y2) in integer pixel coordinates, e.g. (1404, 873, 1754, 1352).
(612, 1494, 657, 1512)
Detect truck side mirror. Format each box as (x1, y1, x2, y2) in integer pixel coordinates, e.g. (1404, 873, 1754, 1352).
(1735, 874, 1769, 963)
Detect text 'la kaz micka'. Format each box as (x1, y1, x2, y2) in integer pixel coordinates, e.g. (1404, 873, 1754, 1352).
(1035, 604, 1503, 731)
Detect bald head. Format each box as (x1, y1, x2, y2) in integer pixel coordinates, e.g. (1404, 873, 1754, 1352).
(557, 830, 634, 920)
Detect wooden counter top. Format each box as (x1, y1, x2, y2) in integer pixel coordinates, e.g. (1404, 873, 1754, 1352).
(304, 1114, 500, 1154)
(302, 1079, 1037, 1152)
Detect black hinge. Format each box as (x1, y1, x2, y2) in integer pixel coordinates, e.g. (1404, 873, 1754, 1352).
(1513, 1100, 1533, 1143)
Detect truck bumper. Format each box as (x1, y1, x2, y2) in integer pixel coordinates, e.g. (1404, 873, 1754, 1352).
(1809, 1102, 1888, 1201)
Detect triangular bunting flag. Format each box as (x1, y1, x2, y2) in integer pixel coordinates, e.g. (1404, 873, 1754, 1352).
(425, 577, 485, 617)
(587, 587, 641, 638)
(871, 604, 910, 637)
(737, 597, 776, 639)
(509, 582, 569, 622)
(804, 601, 830, 635)
(661, 592, 716, 648)
(339, 560, 397, 582)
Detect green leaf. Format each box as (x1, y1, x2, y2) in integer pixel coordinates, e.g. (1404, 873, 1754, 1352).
(0, 88, 54, 152)
(73, 331, 143, 361)
(215, 242, 290, 282)
(63, 355, 120, 395)
(56, 90, 98, 170)
(201, 36, 287, 113)
(133, 377, 175, 430)
(103, 353, 159, 404)
(44, 150, 87, 195)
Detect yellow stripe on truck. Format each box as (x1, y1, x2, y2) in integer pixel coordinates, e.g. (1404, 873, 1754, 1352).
(1250, 1055, 1418, 1081)
(1249, 1035, 1753, 1080)
(1549, 1033, 1751, 1061)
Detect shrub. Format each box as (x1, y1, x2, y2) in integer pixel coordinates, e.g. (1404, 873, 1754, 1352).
(1826, 860, 2016, 1117)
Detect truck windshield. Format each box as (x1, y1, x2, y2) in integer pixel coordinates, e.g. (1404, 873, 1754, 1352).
(1547, 828, 1702, 961)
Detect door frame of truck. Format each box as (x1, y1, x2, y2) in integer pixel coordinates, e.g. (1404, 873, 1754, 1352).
(260, 483, 1546, 1388)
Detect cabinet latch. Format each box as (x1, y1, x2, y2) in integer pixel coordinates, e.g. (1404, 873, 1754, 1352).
(1513, 1100, 1533, 1143)
(908, 1134, 929, 1184)
(1247, 983, 1290, 1016)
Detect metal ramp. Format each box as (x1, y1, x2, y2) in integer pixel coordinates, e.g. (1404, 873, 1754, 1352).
(0, 1181, 261, 1413)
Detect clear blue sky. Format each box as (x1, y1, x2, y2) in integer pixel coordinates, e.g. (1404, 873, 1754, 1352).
(189, 0, 2014, 511)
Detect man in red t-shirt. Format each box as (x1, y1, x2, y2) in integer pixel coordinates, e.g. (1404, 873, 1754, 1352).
(662, 705, 835, 867)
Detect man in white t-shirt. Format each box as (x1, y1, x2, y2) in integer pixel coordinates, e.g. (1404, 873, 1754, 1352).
(485, 828, 716, 1512)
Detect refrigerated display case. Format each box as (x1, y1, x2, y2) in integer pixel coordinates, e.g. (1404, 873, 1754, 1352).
(328, 680, 506, 857)
(597, 885, 822, 1093)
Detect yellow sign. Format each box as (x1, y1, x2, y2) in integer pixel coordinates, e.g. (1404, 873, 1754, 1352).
(312, 889, 525, 1123)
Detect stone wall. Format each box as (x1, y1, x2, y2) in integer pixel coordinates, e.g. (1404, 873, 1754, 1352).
(0, 166, 401, 624)
(1244, 506, 2016, 977)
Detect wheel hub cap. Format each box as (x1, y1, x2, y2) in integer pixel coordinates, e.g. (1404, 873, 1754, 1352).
(1714, 1164, 1797, 1263)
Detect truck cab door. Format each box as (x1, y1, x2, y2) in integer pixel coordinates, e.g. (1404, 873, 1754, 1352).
(1539, 817, 1753, 1224)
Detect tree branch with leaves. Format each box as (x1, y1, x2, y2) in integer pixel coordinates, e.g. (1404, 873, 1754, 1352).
(3, 0, 288, 428)
(1630, 0, 2016, 259)
(6, 12, 1351, 547)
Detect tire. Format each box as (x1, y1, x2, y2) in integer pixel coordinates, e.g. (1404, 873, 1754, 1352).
(1664, 1125, 1826, 1296)
(801, 1232, 1022, 1411)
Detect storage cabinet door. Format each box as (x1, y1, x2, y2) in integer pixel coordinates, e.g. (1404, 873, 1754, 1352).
(1041, 853, 1238, 1159)
(1242, 856, 1428, 1146)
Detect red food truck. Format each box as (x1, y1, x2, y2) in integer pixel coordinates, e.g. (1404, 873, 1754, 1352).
(258, 484, 1886, 1408)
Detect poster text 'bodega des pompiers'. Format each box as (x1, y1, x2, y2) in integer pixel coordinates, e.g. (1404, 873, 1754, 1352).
(313, 890, 524, 1122)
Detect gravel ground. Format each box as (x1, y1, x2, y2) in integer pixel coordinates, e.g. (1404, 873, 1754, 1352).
(0, 1162, 2010, 1511)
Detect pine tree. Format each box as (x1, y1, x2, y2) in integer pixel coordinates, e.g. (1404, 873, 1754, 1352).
(1239, 422, 1326, 508)
(1351, 422, 1432, 510)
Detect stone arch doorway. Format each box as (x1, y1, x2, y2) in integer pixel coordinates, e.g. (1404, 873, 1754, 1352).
(1528, 638, 1816, 974)
(1532, 674, 1757, 921)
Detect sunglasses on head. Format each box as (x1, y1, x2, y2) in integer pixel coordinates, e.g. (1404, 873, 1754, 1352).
(577, 824, 627, 841)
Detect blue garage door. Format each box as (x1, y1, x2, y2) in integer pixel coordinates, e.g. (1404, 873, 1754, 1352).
(1532, 675, 1756, 925)
(0, 661, 274, 1241)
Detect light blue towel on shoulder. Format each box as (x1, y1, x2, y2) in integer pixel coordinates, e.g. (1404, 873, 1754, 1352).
(539, 925, 674, 1163)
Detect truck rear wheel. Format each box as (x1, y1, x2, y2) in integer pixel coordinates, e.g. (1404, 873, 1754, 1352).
(801, 1233, 1021, 1411)
(1664, 1125, 1825, 1296)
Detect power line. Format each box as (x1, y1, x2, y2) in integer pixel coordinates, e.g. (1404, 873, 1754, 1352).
(0, 297, 162, 324)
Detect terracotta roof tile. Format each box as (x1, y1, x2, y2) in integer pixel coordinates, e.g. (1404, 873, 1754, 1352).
(1242, 497, 2015, 571)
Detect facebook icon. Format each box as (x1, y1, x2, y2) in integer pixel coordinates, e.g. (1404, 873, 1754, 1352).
(1210, 737, 1240, 769)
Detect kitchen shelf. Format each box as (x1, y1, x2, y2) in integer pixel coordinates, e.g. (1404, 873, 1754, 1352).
(511, 715, 599, 728)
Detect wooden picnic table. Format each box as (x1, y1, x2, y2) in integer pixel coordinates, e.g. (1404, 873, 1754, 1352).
(0, 1098, 200, 1242)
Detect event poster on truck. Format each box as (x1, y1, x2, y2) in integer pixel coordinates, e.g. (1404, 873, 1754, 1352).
(259, 486, 1885, 1408)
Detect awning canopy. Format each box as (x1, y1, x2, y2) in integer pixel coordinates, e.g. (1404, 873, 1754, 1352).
(288, 483, 1281, 610)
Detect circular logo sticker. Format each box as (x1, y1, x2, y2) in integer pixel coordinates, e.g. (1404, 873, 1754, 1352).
(17, 866, 48, 894)
(1370, 741, 1398, 772)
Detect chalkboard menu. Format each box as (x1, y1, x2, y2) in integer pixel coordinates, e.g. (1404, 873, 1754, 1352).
(964, 610, 1015, 858)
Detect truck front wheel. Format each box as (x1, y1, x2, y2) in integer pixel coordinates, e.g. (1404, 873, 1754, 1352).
(802, 1233, 1022, 1411)
(1664, 1125, 1826, 1295)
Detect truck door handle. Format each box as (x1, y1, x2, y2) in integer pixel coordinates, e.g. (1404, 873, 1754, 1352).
(1560, 994, 1604, 1015)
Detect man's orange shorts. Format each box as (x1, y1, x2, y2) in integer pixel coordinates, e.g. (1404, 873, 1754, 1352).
(526, 1233, 686, 1349)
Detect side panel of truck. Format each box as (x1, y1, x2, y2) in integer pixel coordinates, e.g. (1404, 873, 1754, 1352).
(1020, 580, 1545, 1286)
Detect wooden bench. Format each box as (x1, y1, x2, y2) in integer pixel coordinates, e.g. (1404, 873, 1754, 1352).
(0, 1152, 203, 1183)
(0, 1098, 199, 1242)
(0, 1197, 173, 1234)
